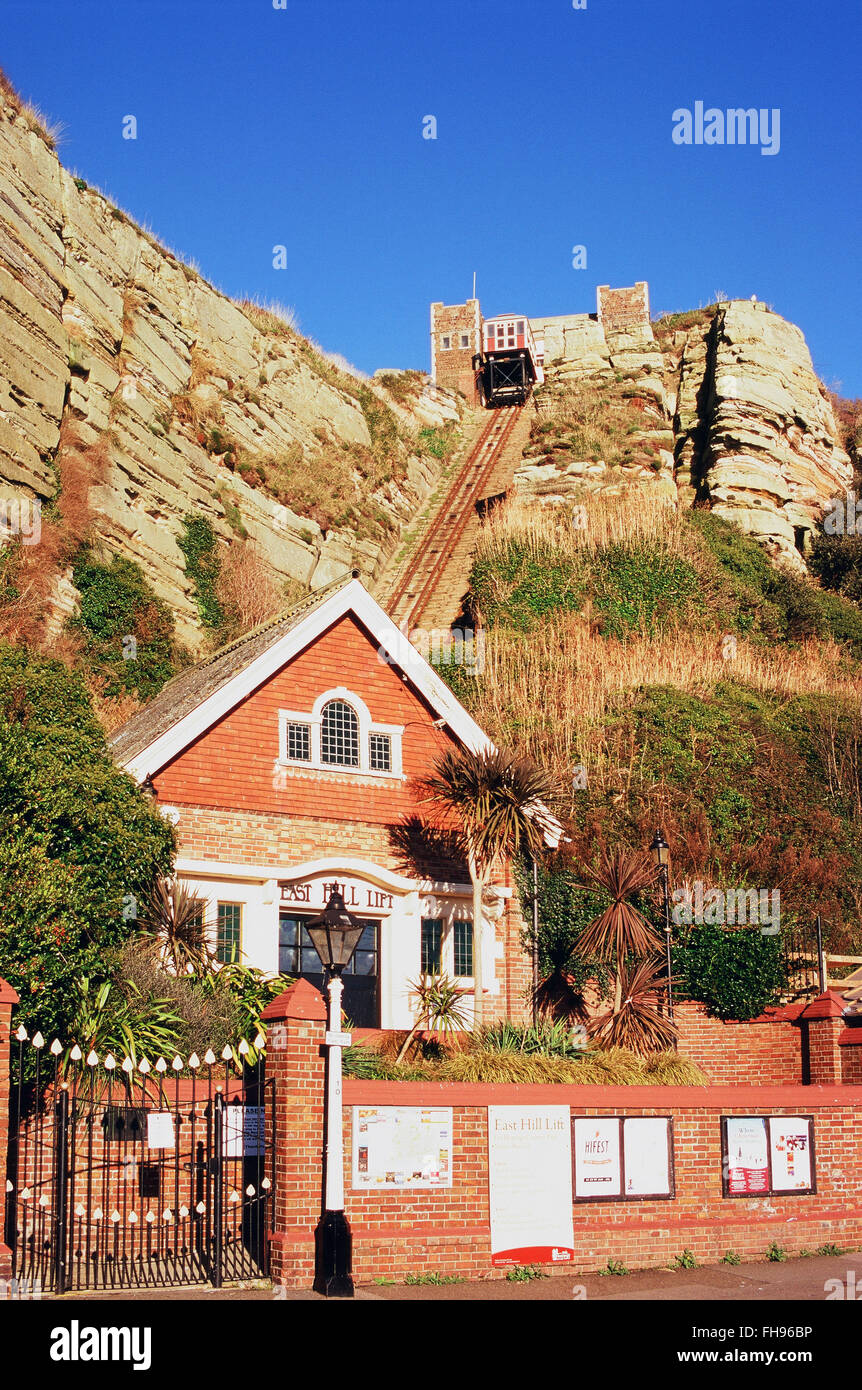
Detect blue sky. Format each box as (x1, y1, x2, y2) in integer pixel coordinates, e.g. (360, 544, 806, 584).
(3, 0, 861, 393)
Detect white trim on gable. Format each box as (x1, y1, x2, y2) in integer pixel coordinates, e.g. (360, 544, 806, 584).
(118, 578, 562, 847)
(121, 580, 491, 781)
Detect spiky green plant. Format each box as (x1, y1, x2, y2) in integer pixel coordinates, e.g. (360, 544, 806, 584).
(138, 877, 212, 976)
(587, 956, 679, 1055)
(421, 745, 558, 1027)
(576, 849, 661, 1012)
(395, 973, 471, 1064)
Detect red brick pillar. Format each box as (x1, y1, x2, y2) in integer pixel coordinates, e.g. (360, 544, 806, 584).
(262, 978, 327, 1289)
(802, 992, 845, 1084)
(0, 976, 19, 1282)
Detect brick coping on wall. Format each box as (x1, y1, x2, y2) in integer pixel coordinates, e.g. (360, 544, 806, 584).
(344, 1080, 862, 1106)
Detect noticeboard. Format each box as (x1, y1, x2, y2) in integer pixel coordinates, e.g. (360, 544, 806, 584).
(351, 1106, 452, 1189)
(572, 1116, 674, 1201)
(488, 1106, 575, 1266)
(721, 1115, 815, 1197)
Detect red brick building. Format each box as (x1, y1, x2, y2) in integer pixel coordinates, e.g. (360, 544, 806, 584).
(112, 576, 551, 1029)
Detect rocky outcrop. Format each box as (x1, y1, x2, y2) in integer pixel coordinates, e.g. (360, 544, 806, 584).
(514, 300, 851, 571)
(0, 95, 460, 647)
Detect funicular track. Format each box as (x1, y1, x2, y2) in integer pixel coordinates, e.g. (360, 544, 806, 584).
(387, 405, 523, 630)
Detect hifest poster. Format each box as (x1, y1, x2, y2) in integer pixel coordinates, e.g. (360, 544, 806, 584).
(768, 1116, 814, 1192)
(488, 1106, 575, 1266)
(351, 1107, 452, 1189)
(572, 1118, 622, 1198)
(724, 1116, 770, 1195)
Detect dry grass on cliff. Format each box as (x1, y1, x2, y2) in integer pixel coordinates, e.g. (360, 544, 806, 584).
(239, 299, 300, 339)
(0, 66, 64, 149)
(467, 493, 862, 797)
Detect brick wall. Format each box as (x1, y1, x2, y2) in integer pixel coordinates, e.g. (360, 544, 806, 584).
(0, 977, 17, 1281)
(430, 300, 480, 402)
(265, 985, 862, 1288)
(596, 281, 650, 331)
(673, 1001, 804, 1084)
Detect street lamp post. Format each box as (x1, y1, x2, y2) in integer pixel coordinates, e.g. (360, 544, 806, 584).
(650, 831, 674, 1023)
(305, 889, 365, 1298)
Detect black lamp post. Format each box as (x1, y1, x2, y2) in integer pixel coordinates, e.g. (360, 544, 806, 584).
(305, 890, 365, 1298)
(650, 831, 674, 1022)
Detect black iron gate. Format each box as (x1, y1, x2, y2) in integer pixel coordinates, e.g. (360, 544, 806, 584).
(4, 1032, 274, 1294)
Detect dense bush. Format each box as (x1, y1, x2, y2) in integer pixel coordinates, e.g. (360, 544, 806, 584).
(672, 923, 786, 1021)
(178, 512, 225, 632)
(69, 548, 178, 698)
(0, 644, 175, 1039)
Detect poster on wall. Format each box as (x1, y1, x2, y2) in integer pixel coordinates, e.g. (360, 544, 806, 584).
(768, 1117, 814, 1193)
(723, 1116, 770, 1195)
(488, 1106, 575, 1266)
(351, 1107, 452, 1189)
(222, 1104, 265, 1159)
(623, 1117, 674, 1197)
(572, 1118, 622, 1199)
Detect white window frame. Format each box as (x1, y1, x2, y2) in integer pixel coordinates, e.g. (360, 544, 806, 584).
(419, 896, 474, 982)
(440, 334, 452, 350)
(278, 687, 403, 778)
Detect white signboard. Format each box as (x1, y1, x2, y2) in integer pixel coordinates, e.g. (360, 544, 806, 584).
(623, 1117, 673, 1197)
(146, 1112, 176, 1151)
(724, 1116, 770, 1195)
(769, 1117, 813, 1192)
(223, 1104, 265, 1159)
(573, 1118, 622, 1198)
(488, 1106, 575, 1266)
(352, 1107, 452, 1189)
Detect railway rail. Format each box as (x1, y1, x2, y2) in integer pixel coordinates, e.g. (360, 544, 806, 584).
(387, 404, 523, 630)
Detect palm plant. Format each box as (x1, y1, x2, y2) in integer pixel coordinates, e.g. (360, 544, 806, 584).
(421, 745, 558, 1027)
(65, 977, 185, 1095)
(587, 956, 679, 1055)
(395, 973, 472, 1064)
(576, 848, 661, 1013)
(138, 877, 212, 976)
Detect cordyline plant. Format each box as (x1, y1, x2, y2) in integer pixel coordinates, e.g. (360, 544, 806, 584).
(576, 848, 662, 1014)
(421, 745, 559, 1028)
(138, 878, 212, 976)
(395, 973, 472, 1064)
(587, 957, 679, 1055)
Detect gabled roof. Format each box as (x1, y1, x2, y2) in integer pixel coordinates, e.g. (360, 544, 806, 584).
(112, 574, 485, 773)
(111, 575, 563, 848)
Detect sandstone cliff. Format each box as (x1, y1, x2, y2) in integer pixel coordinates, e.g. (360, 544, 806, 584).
(0, 88, 461, 648)
(516, 301, 851, 572)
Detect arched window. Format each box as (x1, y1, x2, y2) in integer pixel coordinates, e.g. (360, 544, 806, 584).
(320, 699, 359, 767)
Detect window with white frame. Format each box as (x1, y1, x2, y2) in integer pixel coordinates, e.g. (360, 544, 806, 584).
(420, 904, 474, 979)
(440, 334, 451, 350)
(278, 688, 402, 777)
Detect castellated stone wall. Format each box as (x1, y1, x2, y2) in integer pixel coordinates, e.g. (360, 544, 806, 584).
(429, 300, 481, 403)
(596, 280, 651, 331)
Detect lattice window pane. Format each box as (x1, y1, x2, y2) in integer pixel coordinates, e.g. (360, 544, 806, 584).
(216, 902, 242, 964)
(320, 700, 359, 766)
(453, 919, 473, 977)
(286, 721, 311, 761)
(421, 918, 443, 974)
(369, 732, 392, 772)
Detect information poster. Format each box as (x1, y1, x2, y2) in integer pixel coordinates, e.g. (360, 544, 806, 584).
(623, 1117, 673, 1197)
(724, 1116, 770, 1195)
(572, 1118, 622, 1198)
(488, 1106, 575, 1266)
(146, 1112, 176, 1151)
(351, 1107, 452, 1189)
(769, 1117, 813, 1192)
(223, 1104, 265, 1159)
